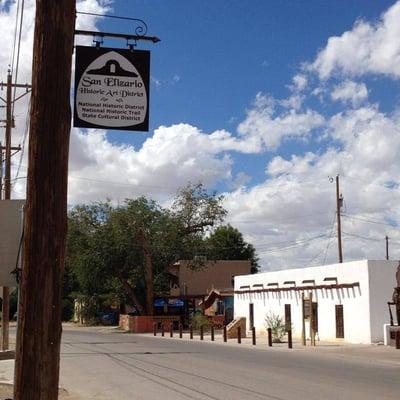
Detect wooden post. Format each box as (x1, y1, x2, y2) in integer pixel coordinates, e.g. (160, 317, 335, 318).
(200, 325, 204, 340)
(386, 236, 389, 260)
(288, 329, 293, 349)
(252, 327, 256, 345)
(301, 292, 306, 346)
(211, 325, 214, 341)
(267, 328, 272, 347)
(237, 326, 241, 344)
(1, 72, 12, 351)
(170, 322, 173, 338)
(161, 323, 165, 337)
(14, 1, 76, 399)
(179, 323, 183, 338)
(189, 324, 193, 339)
(309, 291, 315, 346)
(223, 325, 227, 342)
(153, 322, 157, 336)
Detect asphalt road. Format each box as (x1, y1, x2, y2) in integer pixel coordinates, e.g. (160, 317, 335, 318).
(60, 327, 399, 400)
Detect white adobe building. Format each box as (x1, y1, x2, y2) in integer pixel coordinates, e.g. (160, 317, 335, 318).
(234, 260, 397, 344)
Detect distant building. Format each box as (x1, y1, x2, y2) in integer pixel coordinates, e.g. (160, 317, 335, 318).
(168, 259, 252, 296)
(234, 260, 396, 344)
(154, 260, 252, 326)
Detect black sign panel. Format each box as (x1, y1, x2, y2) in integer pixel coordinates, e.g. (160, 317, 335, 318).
(74, 46, 150, 131)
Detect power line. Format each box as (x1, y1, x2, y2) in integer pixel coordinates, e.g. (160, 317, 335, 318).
(323, 213, 337, 265)
(342, 175, 400, 190)
(15, 96, 30, 181)
(306, 212, 336, 266)
(342, 213, 397, 227)
(257, 234, 329, 254)
(228, 210, 331, 224)
(10, 0, 21, 73)
(342, 231, 382, 242)
(12, 0, 26, 116)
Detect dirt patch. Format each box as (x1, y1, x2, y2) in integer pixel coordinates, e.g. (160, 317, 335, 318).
(0, 383, 12, 399)
(0, 384, 78, 399)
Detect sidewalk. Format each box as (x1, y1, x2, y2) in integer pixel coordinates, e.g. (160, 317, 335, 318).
(138, 329, 400, 366)
(0, 354, 77, 399)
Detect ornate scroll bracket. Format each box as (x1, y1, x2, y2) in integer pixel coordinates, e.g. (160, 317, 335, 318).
(75, 11, 160, 47)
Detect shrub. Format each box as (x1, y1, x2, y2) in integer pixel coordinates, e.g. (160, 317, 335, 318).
(74, 294, 100, 325)
(190, 313, 211, 331)
(264, 312, 286, 343)
(61, 298, 74, 322)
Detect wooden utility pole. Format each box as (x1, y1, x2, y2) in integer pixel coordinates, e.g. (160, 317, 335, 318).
(14, 1, 76, 399)
(0, 71, 30, 351)
(386, 235, 389, 260)
(1, 72, 12, 351)
(336, 175, 343, 263)
(0, 141, 2, 198)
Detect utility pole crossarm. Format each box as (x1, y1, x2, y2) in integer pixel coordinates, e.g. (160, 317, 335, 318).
(0, 82, 31, 89)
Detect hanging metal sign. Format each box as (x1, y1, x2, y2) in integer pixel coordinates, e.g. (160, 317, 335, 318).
(74, 46, 150, 131)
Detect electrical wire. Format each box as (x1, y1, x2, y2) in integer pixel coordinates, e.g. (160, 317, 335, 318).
(322, 212, 337, 265)
(257, 234, 329, 255)
(342, 231, 382, 242)
(228, 210, 331, 224)
(342, 213, 396, 227)
(306, 211, 336, 266)
(14, 96, 30, 181)
(10, 0, 21, 74)
(12, 0, 25, 116)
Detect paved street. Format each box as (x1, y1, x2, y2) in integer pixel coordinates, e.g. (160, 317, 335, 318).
(59, 326, 400, 400)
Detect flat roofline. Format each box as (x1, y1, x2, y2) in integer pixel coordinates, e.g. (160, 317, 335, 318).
(239, 259, 375, 278)
(235, 282, 360, 294)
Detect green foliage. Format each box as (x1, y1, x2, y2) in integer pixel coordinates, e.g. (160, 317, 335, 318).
(74, 294, 101, 325)
(172, 183, 227, 235)
(61, 298, 74, 322)
(264, 312, 286, 343)
(9, 290, 18, 320)
(66, 183, 229, 314)
(205, 225, 259, 273)
(190, 313, 211, 330)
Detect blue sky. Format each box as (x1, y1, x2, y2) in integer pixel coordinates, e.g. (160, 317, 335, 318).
(2, 0, 400, 269)
(93, 0, 400, 189)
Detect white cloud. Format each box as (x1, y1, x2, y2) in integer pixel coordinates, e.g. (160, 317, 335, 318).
(309, 1, 400, 79)
(5, 0, 400, 272)
(0, 0, 112, 199)
(331, 80, 368, 106)
(225, 104, 400, 269)
(289, 74, 308, 92)
(65, 123, 270, 204)
(237, 93, 324, 150)
(151, 76, 161, 87)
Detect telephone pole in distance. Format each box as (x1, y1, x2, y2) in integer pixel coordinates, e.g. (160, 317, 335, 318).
(0, 70, 31, 351)
(336, 175, 343, 263)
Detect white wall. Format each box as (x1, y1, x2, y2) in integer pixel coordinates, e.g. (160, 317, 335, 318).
(234, 260, 379, 344)
(367, 260, 397, 342)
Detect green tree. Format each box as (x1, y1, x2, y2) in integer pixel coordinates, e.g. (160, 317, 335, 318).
(205, 225, 259, 273)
